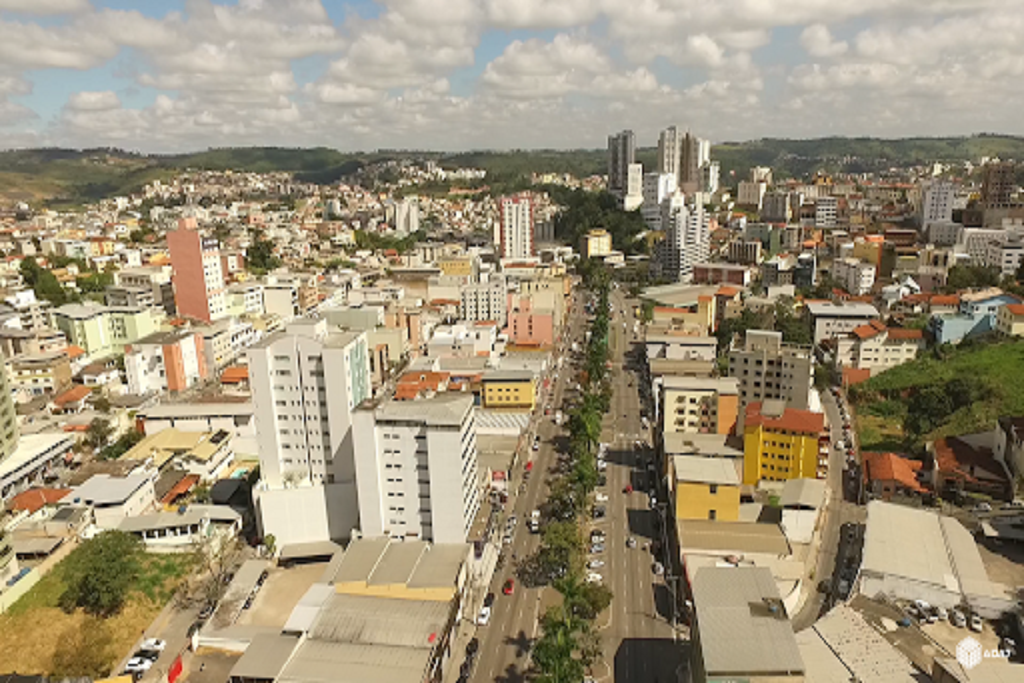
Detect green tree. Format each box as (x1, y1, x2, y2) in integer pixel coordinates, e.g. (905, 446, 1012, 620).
(59, 531, 142, 616)
(85, 417, 113, 448)
(20, 256, 68, 305)
(247, 230, 282, 273)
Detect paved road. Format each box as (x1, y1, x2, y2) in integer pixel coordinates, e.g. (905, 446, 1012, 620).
(470, 294, 587, 683)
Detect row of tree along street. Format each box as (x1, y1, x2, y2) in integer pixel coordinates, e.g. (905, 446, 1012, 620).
(530, 262, 614, 683)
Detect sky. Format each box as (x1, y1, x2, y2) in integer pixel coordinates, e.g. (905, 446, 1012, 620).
(0, 0, 1022, 153)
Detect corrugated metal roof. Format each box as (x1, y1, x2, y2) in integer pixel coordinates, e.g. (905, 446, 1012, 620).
(692, 566, 804, 676)
(279, 640, 430, 683)
(228, 633, 300, 680)
(861, 501, 959, 592)
(809, 604, 918, 683)
(368, 542, 426, 585)
(672, 455, 740, 485)
(283, 583, 335, 634)
(309, 593, 448, 648)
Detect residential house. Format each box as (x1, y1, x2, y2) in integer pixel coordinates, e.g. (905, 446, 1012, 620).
(59, 473, 156, 530)
(829, 321, 925, 377)
(861, 451, 927, 501)
(996, 303, 1024, 336)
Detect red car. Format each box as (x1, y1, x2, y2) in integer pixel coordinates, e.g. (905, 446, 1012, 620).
(502, 579, 515, 595)
(623, 484, 633, 493)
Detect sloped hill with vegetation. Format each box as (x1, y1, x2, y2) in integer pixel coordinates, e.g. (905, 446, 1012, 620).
(849, 338, 1024, 452)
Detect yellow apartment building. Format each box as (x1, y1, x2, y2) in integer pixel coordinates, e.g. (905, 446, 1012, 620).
(481, 370, 537, 410)
(670, 455, 741, 522)
(743, 399, 825, 485)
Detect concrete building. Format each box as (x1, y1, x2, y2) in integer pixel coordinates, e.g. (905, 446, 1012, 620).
(921, 180, 956, 229)
(659, 376, 739, 437)
(659, 199, 709, 283)
(727, 240, 762, 265)
(352, 394, 480, 544)
(52, 303, 158, 359)
(928, 220, 964, 246)
(700, 160, 720, 194)
(481, 370, 536, 411)
(124, 329, 208, 396)
(226, 281, 265, 317)
(830, 322, 925, 376)
(815, 196, 838, 229)
(60, 473, 156, 530)
(641, 172, 676, 231)
(832, 257, 876, 296)
(249, 320, 372, 548)
(623, 162, 643, 210)
(506, 296, 555, 347)
(737, 180, 767, 210)
(391, 197, 420, 235)
(657, 125, 682, 185)
(607, 129, 635, 197)
(459, 277, 507, 327)
(761, 193, 792, 223)
(804, 301, 880, 344)
(690, 566, 805, 683)
(742, 400, 825, 485)
(115, 265, 175, 315)
(985, 235, 1024, 277)
(679, 131, 703, 193)
(582, 229, 612, 259)
(0, 349, 17, 462)
(167, 217, 227, 323)
(498, 195, 534, 260)
(930, 289, 1021, 345)
(3, 290, 52, 332)
(981, 161, 1017, 209)
(670, 455, 741, 522)
(996, 303, 1024, 336)
(6, 350, 72, 398)
(728, 330, 813, 429)
(105, 285, 156, 311)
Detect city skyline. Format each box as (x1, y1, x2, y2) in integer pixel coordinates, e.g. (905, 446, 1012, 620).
(1, 1, 1023, 152)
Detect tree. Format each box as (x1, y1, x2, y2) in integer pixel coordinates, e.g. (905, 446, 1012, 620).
(20, 256, 68, 305)
(59, 531, 142, 616)
(247, 230, 282, 273)
(85, 417, 113, 449)
(176, 536, 246, 610)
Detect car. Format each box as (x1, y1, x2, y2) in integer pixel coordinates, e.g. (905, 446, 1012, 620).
(913, 599, 932, 614)
(596, 460, 607, 471)
(503, 534, 512, 545)
(597, 475, 607, 486)
(970, 613, 984, 632)
(124, 657, 154, 674)
(466, 638, 480, 658)
(951, 608, 967, 628)
(649, 497, 658, 509)
(623, 483, 633, 493)
(936, 606, 949, 622)
(588, 559, 605, 569)
(532, 442, 540, 451)
(140, 638, 166, 652)
(817, 580, 832, 594)
(134, 649, 161, 662)
(1001, 499, 1024, 509)
(590, 529, 606, 540)
(503, 578, 515, 595)
(477, 606, 492, 625)
(974, 502, 993, 513)
(198, 602, 215, 620)
(586, 572, 603, 583)
(593, 506, 606, 519)
(507, 514, 517, 527)
(590, 543, 605, 554)
(595, 492, 608, 502)
(652, 562, 664, 575)
(626, 536, 637, 548)
(484, 592, 495, 607)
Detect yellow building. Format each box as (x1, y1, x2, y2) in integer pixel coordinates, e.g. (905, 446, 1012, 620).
(582, 229, 612, 258)
(481, 370, 537, 410)
(439, 255, 476, 278)
(742, 400, 824, 485)
(997, 303, 1024, 336)
(670, 455, 741, 522)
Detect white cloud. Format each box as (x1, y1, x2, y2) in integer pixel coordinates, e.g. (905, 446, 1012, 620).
(800, 24, 847, 58)
(485, 0, 602, 29)
(0, 0, 90, 15)
(66, 90, 120, 111)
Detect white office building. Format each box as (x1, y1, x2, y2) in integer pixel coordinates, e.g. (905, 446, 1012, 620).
(815, 196, 838, 229)
(498, 195, 534, 259)
(623, 163, 644, 211)
(920, 180, 955, 230)
(392, 197, 420, 235)
(249, 318, 372, 547)
(659, 198, 709, 283)
(700, 161, 720, 194)
(352, 393, 480, 544)
(642, 172, 676, 231)
(658, 126, 682, 184)
(986, 237, 1024, 277)
(832, 257, 877, 296)
(459, 276, 507, 327)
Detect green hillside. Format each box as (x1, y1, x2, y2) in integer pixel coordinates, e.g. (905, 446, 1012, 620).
(3, 135, 1024, 207)
(850, 338, 1024, 452)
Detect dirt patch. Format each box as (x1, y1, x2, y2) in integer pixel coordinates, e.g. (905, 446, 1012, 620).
(977, 539, 1024, 589)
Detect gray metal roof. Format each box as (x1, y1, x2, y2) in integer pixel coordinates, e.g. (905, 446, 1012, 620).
(779, 478, 826, 510)
(692, 566, 805, 676)
(805, 604, 918, 683)
(805, 301, 879, 317)
(283, 583, 335, 634)
(861, 501, 959, 592)
(309, 593, 449, 649)
(117, 505, 240, 533)
(64, 473, 152, 506)
(330, 537, 390, 584)
(663, 433, 743, 458)
(481, 370, 535, 382)
(672, 455, 740, 485)
(374, 393, 473, 427)
(279, 640, 431, 683)
(368, 541, 426, 585)
(228, 633, 300, 680)
(408, 544, 467, 589)
(678, 520, 790, 555)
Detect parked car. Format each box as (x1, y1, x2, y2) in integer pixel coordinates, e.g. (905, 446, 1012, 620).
(593, 506, 606, 519)
(652, 562, 664, 575)
(140, 638, 166, 652)
(198, 602, 215, 620)
(588, 559, 605, 569)
(124, 657, 154, 674)
(595, 492, 608, 502)
(503, 579, 515, 595)
(1001, 500, 1024, 509)
(971, 613, 984, 632)
(477, 606, 492, 625)
(626, 536, 637, 548)
(936, 606, 949, 622)
(466, 638, 480, 658)
(951, 608, 967, 628)
(973, 502, 993, 513)
(484, 592, 495, 608)
(586, 572, 603, 583)
(590, 543, 605, 554)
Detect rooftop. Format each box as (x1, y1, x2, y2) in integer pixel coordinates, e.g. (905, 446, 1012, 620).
(661, 375, 739, 394)
(745, 401, 825, 435)
(672, 455, 740, 486)
(120, 428, 231, 468)
(62, 472, 152, 507)
(663, 433, 744, 458)
(6, 487, 72, 514)
(691, 566, 804, 676)
(861, 501, 959, 591)
(678, 519, 791, 556)
(371, 392, 473, 428)
(861, 452, 926, 493)
(805, 301, 879, 317)
(481, 369, 535, 382)
(326, 538, 465, 592)
(796, 604, 918, 683)
(117, 504, 240, 533)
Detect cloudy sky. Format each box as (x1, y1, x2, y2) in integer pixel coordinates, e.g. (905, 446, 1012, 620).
(0, 0, 1020, 153)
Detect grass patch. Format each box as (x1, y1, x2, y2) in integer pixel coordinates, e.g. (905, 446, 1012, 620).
(0, 548, 192, 675)
(856, 414, 908, 453)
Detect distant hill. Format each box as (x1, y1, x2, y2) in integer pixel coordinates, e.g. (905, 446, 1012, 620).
(3, 135, 1024, 207)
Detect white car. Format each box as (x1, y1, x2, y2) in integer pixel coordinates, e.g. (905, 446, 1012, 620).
(477, 606, 492, 625)
(970, 613, 983, 633)
(586, 572, 603, 583)
(597, 460, 607, 471)
(124, 658, 154, 674)
(595, 493, 609, 502)
(951, 608, 967, 628)
(588, 559, 605, 569)
(140, 638, 166, 652)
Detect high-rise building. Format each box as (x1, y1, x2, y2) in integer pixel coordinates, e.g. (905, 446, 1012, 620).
(352, 393, 480, 544)
(392, 197, 420, 235)
(658, 126, 682, 183)
(498, 195, 535, 259)
(624, 162, 644, 210)
(920, 180, 955, 230)
(124, 329, 208, 396)
(0, 349, 17, 463)
(459, 276, 508, 326)
(167, 218, 227, 323)
(659, 198, 709, 282)
(728, 329, 813, 430)
(982, 162, 1017, 209)
(249, 318, 372, 546)
(700, 160, 720, 194)
(607, 130, 636, 197)
(642, 172, 676, 231)
(680, 132, 703, 192)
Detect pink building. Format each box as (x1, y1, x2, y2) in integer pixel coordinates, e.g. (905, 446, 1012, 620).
(167, 218, 226, 323)
(506, 296, 555, 347)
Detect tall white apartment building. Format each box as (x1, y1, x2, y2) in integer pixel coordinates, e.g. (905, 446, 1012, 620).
(659, 198, 709, 283)
(392, 197, 420, 235)
(701, 160, 720, 194)
(920, 180, 955, 229)
(249, 318, 372, 546)
(352, 393, 480, 544)
(642, 172, 676, 231)
(623, 163, 644, 211)
(815, 196, 838, 229)
(658, 126, 682, 184)
(459, 276, 508, 326)
(499, 195, 534, 259)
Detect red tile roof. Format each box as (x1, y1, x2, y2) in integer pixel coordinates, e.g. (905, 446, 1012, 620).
(1004, 303, 1024, 317)
(745, 402, 824, 435)
(862, 452, 925, 492)
(7, 487, 72, 514)
(220, 366, 249, 384)
(929, 294, 960, 307)
(842, 367, 872, 387)
(851, 319, 887, 340)
(715, 286, 740, 297)
(53, 384, 91, 407)
(160, 474, 200, 506)
(886, 327, 924, 340)
(65, 345, 86, 360)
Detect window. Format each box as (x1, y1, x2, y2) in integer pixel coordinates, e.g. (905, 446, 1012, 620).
(709, 484, 718, 494)
(708, 510, 717, 520)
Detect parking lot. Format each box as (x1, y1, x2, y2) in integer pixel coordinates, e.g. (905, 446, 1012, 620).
(234, 561, 326, 628)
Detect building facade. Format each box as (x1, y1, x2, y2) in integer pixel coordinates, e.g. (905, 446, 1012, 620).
(742, 400, 825, 485)
(124, 329, 208, 395)
(728, 330, 813, 429)
(498, 195, 534, 260)
(167, 218, 227, 323)
(607, 129, 635, 197)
